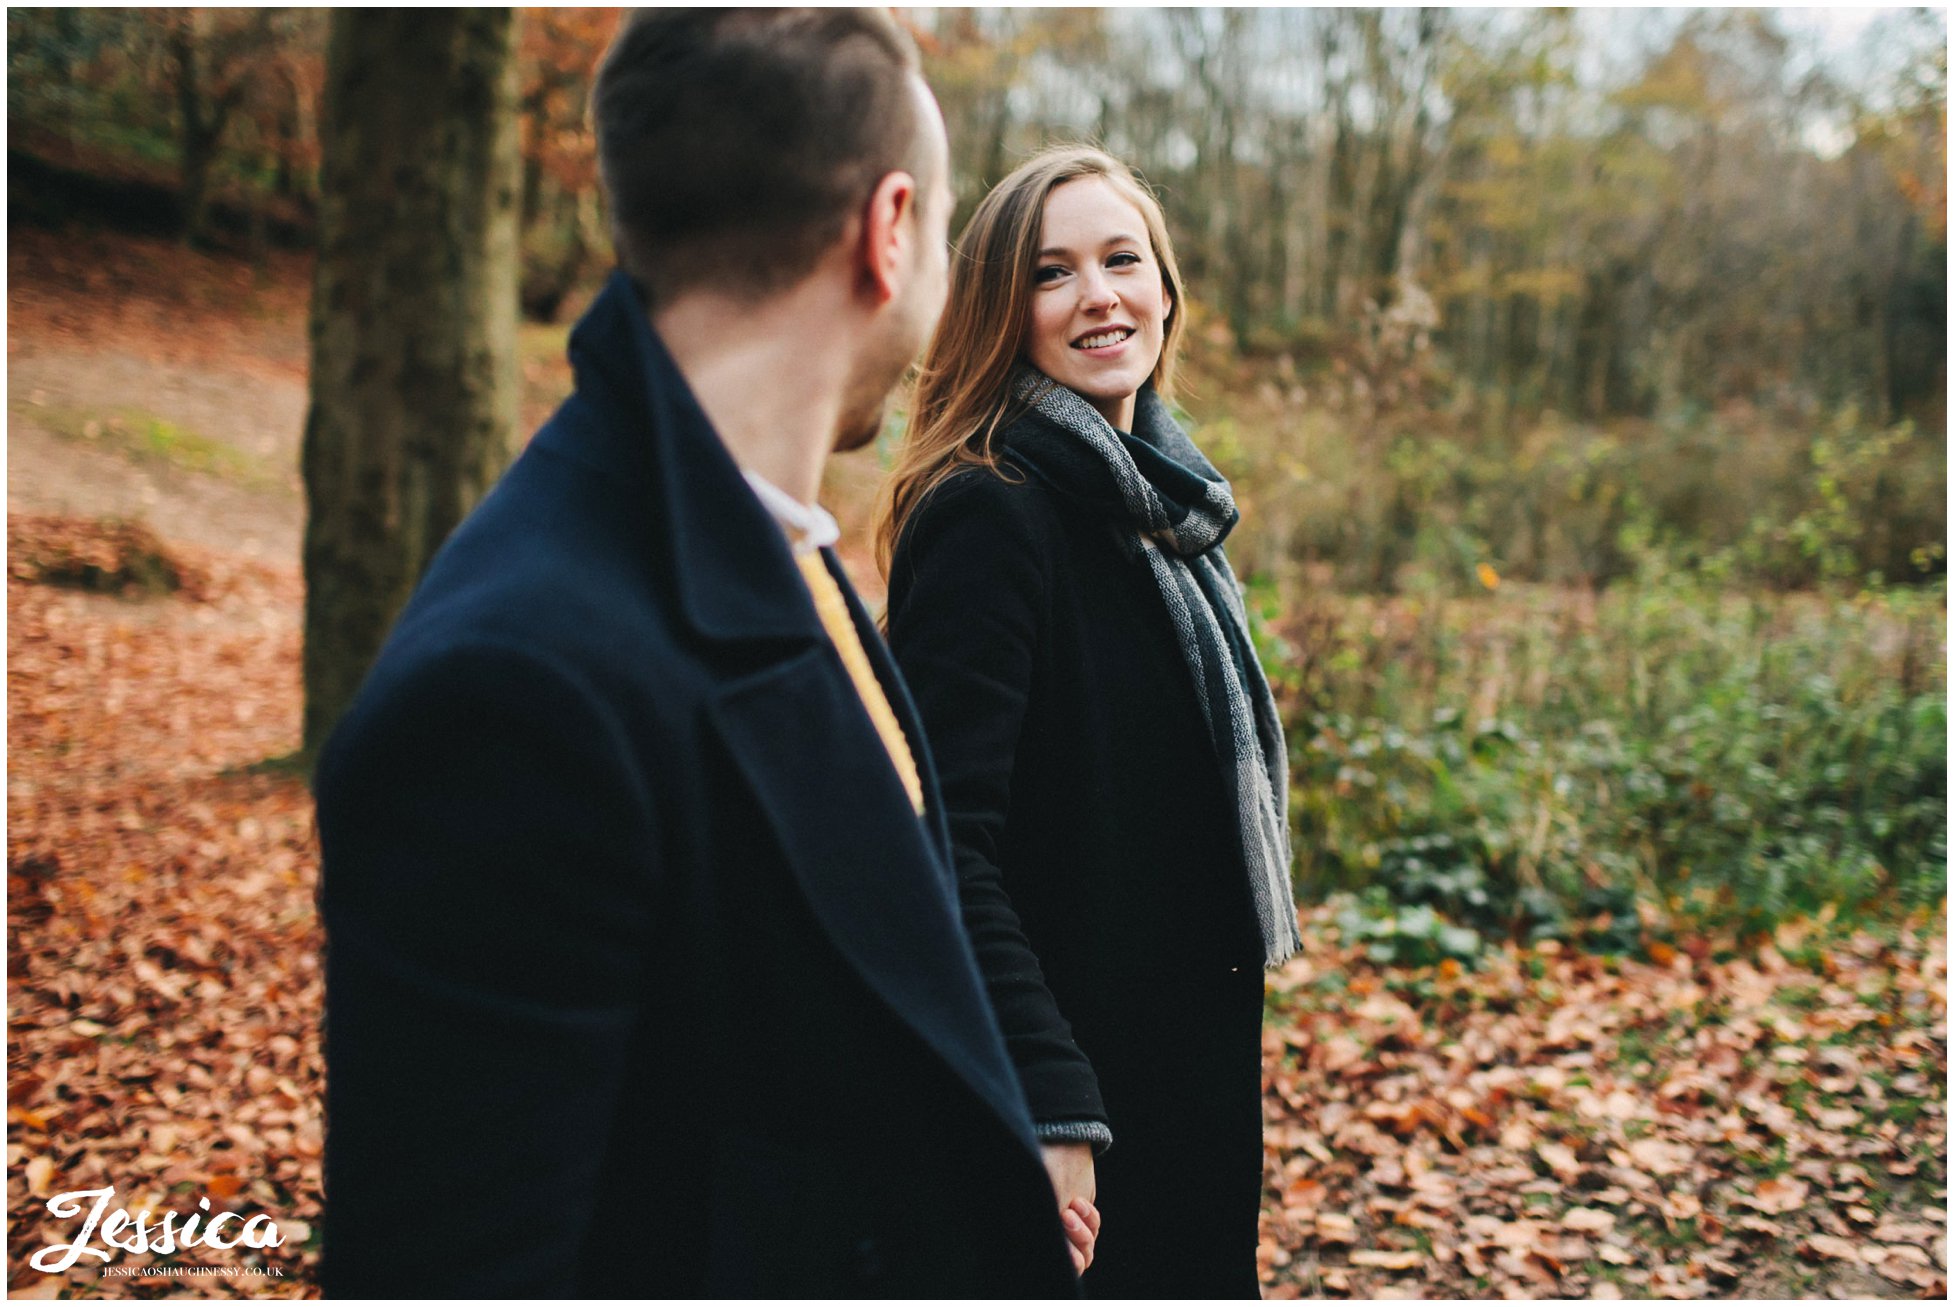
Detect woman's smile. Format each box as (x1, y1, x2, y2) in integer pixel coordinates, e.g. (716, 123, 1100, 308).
(1072, 326, 1136, 354)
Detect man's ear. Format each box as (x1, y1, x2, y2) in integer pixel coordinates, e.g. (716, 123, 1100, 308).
(859, 169, 918, 305)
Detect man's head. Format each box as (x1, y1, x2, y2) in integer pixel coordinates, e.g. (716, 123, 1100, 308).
(593, 8, 950, 452)
(833, 74, 950, 451)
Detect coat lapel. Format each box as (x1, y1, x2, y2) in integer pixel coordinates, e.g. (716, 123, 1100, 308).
(709, 648, 1034, 1144)
(539, 270, 816, 649)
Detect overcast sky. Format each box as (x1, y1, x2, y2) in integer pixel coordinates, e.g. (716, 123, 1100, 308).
(1562, 6, 1944, 155)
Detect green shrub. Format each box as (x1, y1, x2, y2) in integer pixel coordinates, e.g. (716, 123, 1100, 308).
(1281, 571, 1946, 947)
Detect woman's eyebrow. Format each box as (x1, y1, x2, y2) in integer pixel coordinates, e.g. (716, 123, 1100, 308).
(1036, 234, 1143, 260)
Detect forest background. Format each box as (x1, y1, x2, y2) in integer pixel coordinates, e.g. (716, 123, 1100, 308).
(6, 6, 1947, 1299)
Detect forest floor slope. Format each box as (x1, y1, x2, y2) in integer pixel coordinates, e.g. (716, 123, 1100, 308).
(6, 228, 1944, 1299)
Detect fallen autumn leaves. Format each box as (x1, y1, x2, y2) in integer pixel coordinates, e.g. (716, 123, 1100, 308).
(9, 518, 320, 1297)
(6, 514, 1948, 1298)
(1256, 912, 1947, 1298)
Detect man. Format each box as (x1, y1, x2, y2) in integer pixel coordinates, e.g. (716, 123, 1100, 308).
(315, 10, 1084, 1296)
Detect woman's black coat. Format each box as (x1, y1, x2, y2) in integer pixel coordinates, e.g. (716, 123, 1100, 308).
(887, 422, 1269, 1297)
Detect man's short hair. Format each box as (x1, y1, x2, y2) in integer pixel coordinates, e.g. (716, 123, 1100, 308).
(593, 7, 927, 306)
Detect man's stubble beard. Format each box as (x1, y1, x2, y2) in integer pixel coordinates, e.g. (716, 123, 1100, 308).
(832, 331, 915, 455)
(832, 389, 890, 454)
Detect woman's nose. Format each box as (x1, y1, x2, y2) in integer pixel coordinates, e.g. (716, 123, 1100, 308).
(1078, 270, 1119, 313)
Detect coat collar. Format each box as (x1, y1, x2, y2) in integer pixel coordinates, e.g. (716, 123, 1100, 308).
(541, 271, 949, 864)
(541, 269, 821, 648)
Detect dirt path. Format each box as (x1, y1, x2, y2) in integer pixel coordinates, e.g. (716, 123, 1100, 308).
(9, 228, 311, 567)
(7, 401, 304, 567)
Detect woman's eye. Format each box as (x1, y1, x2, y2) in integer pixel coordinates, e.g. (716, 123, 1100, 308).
(1108, 251, 1142, 268)
(1034, 265, 1067, 284)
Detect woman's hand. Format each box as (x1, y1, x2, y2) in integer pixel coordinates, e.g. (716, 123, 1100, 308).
(1062, 1196, 1101, 1273)
(1041, 1142, 1099, 1272)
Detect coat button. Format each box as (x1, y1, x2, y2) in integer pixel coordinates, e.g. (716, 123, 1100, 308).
(852, 1236, 884, 1281)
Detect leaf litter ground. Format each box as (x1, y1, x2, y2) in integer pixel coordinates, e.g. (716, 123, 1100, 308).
(1256, 922, 1946, 1298)
(6, 228, 1947, 1300)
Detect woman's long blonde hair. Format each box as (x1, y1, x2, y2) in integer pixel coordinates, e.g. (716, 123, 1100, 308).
(873, 145, 1187, 577)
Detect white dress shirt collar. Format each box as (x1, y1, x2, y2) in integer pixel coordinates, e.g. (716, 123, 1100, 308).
(742, 469, 841, 557)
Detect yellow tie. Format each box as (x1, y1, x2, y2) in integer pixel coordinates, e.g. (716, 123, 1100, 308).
(795, 551, 926, 816)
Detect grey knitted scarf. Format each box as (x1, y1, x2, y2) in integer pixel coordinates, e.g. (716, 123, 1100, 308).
(1006, 369, 1302, 966)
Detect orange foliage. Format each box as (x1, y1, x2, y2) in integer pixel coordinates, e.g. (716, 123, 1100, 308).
(518, 8, 621, 194)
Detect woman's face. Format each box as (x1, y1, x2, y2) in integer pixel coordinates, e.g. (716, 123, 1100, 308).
(1024, 177, 1173, 432)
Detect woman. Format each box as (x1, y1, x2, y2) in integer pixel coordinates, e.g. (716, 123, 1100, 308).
(876, 146, 1301, 1297)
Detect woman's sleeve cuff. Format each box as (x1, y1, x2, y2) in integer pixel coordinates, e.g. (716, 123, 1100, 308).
(1035, 1118, 1114, 1155)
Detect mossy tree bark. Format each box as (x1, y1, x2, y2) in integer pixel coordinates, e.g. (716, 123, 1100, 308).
(302, 8, 521, 754)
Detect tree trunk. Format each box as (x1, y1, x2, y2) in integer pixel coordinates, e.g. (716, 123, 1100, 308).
(178, 130, 219, 245)
(301, 8, 521, 754)
(171, 19, 226, 246)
